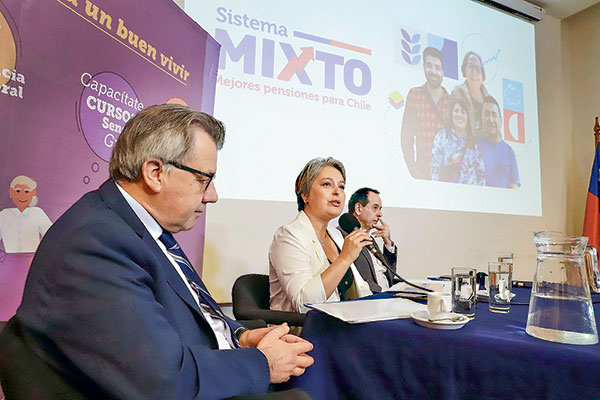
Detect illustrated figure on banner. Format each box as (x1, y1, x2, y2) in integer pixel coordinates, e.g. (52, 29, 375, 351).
(0, 175, 52, 253)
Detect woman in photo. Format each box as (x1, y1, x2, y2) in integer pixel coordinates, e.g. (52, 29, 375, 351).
(452, 51, 489, 134)
(431, 96, 486, 185)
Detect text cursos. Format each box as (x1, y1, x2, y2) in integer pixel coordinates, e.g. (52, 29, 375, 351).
(86, 96, 133, 123)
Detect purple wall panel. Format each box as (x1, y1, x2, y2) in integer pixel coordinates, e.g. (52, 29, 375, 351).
(0, 0, 219, 319)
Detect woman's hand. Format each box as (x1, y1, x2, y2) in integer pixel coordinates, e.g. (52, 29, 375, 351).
(320, 229, 371, 298)
(339, 229, 372, 264)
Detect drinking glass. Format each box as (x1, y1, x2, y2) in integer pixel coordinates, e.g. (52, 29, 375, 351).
(488, 262, 512, 313)
(451, 267, 476, 319)
(497, 252, 514, 285)
(497, 252, 513, 264)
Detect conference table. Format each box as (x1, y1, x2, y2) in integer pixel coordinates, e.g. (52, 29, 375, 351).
(283, 288, 600, 400)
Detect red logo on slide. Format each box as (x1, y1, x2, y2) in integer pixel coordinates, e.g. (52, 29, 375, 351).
(504, 110, 525, 144)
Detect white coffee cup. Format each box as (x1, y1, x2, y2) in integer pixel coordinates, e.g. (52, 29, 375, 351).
(427, 292, 452, 319)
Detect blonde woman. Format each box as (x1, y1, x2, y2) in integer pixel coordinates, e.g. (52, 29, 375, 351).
(269, 157, 372, 313)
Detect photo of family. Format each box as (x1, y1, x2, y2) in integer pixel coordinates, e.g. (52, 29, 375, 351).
(401, 47, 520, 189)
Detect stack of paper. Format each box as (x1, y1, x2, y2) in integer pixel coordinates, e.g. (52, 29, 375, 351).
(388, 280, 450, 294)
(306, 298, 426, 324)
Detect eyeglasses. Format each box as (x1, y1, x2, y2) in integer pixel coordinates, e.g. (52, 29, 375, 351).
(167, 161, 215, 191)
(467, 64, 482, 74)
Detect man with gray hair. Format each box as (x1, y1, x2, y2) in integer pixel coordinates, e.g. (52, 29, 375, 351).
(0, 104, 312, 400)
(0, 175, 52, 253)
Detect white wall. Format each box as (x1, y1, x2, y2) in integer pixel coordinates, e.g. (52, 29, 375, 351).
(200, 13, 585, 303)
(563, 3, 600, 235)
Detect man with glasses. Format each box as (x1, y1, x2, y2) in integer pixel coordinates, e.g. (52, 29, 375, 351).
(476, 96, 521, 188)
(0, 104, 313, 400)
(401, 47, 449, 180)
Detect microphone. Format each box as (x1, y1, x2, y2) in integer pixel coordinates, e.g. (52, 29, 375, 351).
(339, 213, 382, 261)
(338, 213, 433, 293)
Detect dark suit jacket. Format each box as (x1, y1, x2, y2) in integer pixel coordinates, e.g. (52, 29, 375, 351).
(0, 180, 269, 399)
(337, 226, 397, 293)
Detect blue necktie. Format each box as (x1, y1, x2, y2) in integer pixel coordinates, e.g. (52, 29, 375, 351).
(158, 231, 238, 347)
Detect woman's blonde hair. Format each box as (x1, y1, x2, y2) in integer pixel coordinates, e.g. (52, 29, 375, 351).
(295, 157, 345, 211)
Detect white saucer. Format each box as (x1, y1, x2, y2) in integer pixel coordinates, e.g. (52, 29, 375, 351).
(477, 289, 489, 300)
(410, 310, 470, 330)
(477, 289, 516, 300)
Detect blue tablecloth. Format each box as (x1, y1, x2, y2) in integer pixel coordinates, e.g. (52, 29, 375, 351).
(283, 288, 600, 400)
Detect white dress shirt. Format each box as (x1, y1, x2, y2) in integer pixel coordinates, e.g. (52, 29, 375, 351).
(370, 242, 396, 291)
(0, 207, 52, 253)
(115, 184, 232, 349)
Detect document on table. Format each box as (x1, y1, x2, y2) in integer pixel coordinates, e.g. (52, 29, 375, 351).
(387, 280, 450, 294)
(305, 298, 426, 324)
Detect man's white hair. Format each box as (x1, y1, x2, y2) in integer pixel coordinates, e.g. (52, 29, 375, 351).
(10, 175, 38, 207)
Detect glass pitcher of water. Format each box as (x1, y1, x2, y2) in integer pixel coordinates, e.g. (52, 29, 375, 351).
(526, 231, 599, 345)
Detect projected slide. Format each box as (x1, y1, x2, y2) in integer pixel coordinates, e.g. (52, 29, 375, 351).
(186, 0, 541, 216)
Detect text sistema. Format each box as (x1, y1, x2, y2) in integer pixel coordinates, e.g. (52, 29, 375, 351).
(216, 7, 288, 37)
(1, 68, 25, 99)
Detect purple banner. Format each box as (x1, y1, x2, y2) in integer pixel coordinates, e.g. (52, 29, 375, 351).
(0, 0, 220, 320)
